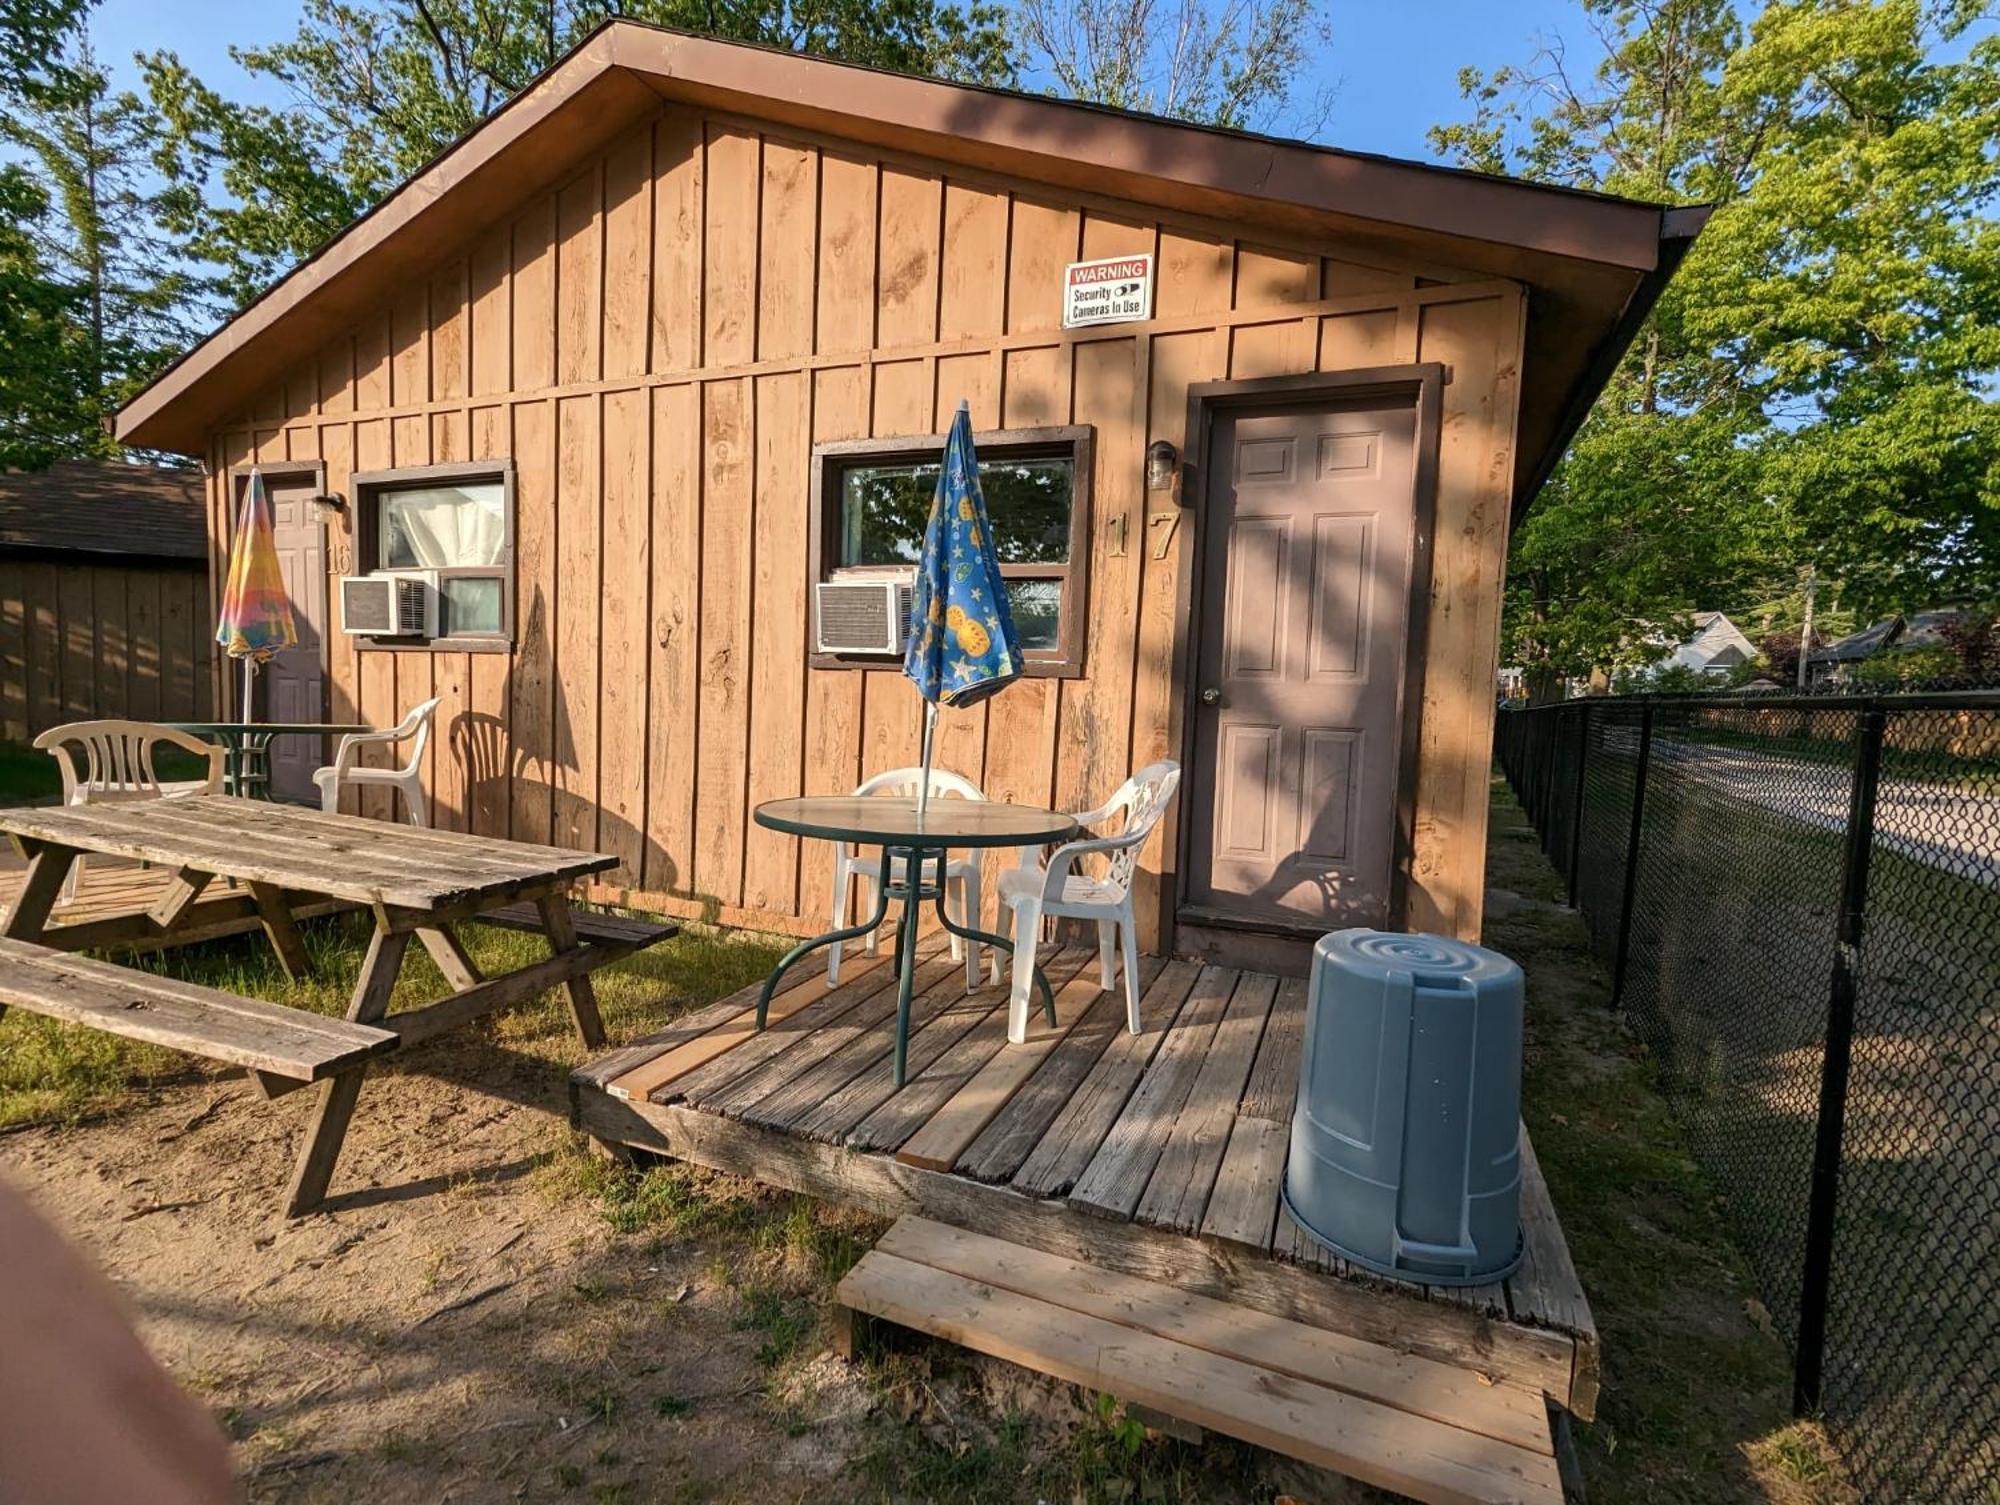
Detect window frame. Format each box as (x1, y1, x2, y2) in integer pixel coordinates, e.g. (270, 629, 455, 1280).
(807, 424, 1094, 678)
(351, 460, 517, 652)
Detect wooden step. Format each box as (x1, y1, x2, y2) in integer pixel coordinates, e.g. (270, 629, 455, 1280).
(0, 937, 397, 1082)
(837, 1217, 1562, 1505)
(471, 901, 678, 951)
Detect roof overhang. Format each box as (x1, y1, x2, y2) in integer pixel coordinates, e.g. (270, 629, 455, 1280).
(116, 22, 1708, 518)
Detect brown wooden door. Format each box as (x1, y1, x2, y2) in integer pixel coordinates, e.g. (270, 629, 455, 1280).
(1184, 397, 1420, 933)
(262, 474, 328, 801)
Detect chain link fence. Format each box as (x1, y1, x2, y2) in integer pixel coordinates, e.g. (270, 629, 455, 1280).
(1497, 692, 2000, 1503)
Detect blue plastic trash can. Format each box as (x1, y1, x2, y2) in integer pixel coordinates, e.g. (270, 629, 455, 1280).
(1283, 929, 1524, 1286)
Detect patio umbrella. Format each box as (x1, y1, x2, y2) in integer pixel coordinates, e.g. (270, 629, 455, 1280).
(904, 401, 1024, 818)
(215, 468, 297, 725)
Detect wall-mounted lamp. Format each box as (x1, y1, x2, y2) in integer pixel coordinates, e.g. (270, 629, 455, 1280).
(311, 492, 347, 520)
(1145, 439, 1178, 491)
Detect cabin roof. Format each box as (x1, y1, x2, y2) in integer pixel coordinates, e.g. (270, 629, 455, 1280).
(114, 20, 1708, 517)
(0, 460, 207, 561)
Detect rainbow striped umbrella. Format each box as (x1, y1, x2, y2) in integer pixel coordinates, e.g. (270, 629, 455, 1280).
(215, 468, 297, 723)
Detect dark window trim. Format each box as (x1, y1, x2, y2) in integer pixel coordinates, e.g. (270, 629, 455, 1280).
(807, 424, 1094, 678)
(351, 459, 517, 651)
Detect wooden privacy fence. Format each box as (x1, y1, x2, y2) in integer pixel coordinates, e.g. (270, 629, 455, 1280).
(0, 559, 215, 740)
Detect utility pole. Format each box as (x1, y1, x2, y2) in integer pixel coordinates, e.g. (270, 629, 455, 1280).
(1798, 566, 1817, 690)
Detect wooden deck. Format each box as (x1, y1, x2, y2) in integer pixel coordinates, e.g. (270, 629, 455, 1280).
(573, 937, 1599, 1499)
(0, 857, 357, 954)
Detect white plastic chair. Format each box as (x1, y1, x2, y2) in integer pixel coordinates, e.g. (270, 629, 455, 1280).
(998, 760, 1182, 1042)
(827, 766, 996, 992)
(313, 697, 441, 827)
(33, 720, 227, 899)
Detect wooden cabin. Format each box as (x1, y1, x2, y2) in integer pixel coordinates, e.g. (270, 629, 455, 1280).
(113, 22, 1703, 965)
(0, 460, 215, 740)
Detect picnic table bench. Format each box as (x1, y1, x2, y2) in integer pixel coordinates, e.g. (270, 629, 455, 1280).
(0, 797, 677, 1215)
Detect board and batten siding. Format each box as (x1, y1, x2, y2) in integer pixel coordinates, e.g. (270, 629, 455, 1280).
(202, 103, 1525, 947)
(0, 560, 213, 740)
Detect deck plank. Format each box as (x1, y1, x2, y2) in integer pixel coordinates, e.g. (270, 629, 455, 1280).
(1066, 966, 1239, 1220)
(1008, 961, 1203, 1200)
(840, 1246, 1563, 1504)
(658, 939, 945, 1106)
(786, 945, 1075, 1143)
(873, 1218, 1555, 1455)
(1508, 1128, 1600, 1419)
(953, 960, 1168, 1184)
(714, 953, 967, 1123)
(1200, 976, 1308, 1250)
(842, 950, 1097, 1155)
(894, 966, 1112, 1172)
(1134, 972, 1278, 1234)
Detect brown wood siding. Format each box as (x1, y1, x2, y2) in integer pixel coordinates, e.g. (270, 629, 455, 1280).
(203, 103, 1524, 945)
(0, 558, 213, 740)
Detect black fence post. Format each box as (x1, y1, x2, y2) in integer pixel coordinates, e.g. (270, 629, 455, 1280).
(1610, 699, 1654, 1011)
(1566, 702, 1593, 905)
(1794, 705, 1887, 1416)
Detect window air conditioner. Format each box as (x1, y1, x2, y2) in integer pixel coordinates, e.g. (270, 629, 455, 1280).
(340, 572, 438, 638)
(814, 570, 916, 655)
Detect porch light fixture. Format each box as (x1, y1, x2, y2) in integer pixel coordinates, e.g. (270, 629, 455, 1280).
(311, 491, 347, 519)
(1145, 439, 1178, 491)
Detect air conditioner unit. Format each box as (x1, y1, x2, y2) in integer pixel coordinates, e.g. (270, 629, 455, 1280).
(815, 571, 916, 655)
(340, 572, 437, 638)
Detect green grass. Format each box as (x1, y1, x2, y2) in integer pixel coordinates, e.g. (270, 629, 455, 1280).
(0, 738, 63, 803)
(1485, 780, 1854, 1503)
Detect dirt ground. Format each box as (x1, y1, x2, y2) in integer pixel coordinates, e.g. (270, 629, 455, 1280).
(0, 785, 1857, 1504)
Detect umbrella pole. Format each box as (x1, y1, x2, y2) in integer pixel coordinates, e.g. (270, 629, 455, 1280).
(917, 700, 938, 821)
(240, 659, 255, 726)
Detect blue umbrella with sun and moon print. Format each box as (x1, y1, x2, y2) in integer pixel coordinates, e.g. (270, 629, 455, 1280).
(904, 400, 1024, 816)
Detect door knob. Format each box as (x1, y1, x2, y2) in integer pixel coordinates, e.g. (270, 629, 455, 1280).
(1200, 687, 1222, 706)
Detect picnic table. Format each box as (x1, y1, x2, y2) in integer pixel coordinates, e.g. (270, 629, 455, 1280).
(0, 798, 676, 1215)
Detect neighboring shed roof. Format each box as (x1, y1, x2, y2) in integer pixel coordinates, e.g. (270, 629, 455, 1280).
(1810, 617, 1903, 663)
(0, 460, 207, 562)
(113, 20, 1708, 522)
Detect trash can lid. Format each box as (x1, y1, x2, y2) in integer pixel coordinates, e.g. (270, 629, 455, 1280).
(1313, 928, 1521, 991)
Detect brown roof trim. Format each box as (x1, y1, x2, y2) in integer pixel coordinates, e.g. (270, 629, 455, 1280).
(1511, 203, 1712, 519)
(116, 21, 1689, 455)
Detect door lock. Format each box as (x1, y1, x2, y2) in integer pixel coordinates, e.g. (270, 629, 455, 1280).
(1200, 687, 1222, 706)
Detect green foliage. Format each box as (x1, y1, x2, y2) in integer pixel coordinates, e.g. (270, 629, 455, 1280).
(0, 16, 215, 463)
(1436, 0, 2000, 683)
(142, 0, 1019, 303)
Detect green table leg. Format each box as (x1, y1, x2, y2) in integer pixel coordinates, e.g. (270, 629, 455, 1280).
(754, 850, 894, 1029)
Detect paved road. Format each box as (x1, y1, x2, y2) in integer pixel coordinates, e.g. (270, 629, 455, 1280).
(1645, 734, 2000, 890)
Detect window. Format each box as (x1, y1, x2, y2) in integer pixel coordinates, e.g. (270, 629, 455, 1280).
(810, 426, 1092, 675)
(353, 461, 515, 646)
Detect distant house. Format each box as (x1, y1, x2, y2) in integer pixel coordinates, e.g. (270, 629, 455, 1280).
(0, 460, 215, 741)
(1805, 609, 1968, 684)
(1661, 612, 1758, 677)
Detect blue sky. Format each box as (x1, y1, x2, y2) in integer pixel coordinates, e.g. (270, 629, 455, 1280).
(85, 0, 1586, 163)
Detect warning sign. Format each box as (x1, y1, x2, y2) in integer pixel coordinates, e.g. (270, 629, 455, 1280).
(1063, 254, 1154, 328)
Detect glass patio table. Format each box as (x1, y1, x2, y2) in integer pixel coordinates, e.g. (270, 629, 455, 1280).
(752, 796, 1080, 1085)
(165, 722, 372, 800)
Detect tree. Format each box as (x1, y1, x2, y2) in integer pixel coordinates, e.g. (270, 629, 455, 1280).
(1014, 0, 1329, 130)
(0, 166, 98, 467)
(1433, 0, 2000, 695)
(145, 0, 1019, 304)
(3, 29, 214, 450)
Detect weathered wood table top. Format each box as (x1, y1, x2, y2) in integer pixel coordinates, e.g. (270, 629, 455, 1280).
(0, 797, 615, 912)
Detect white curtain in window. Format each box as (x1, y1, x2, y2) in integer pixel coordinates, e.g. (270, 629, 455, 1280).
(381, 484, 505, 569)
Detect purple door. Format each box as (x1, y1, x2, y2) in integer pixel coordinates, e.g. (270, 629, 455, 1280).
(1185, 398, 1420, 931)
(261, 473, 328, 801)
